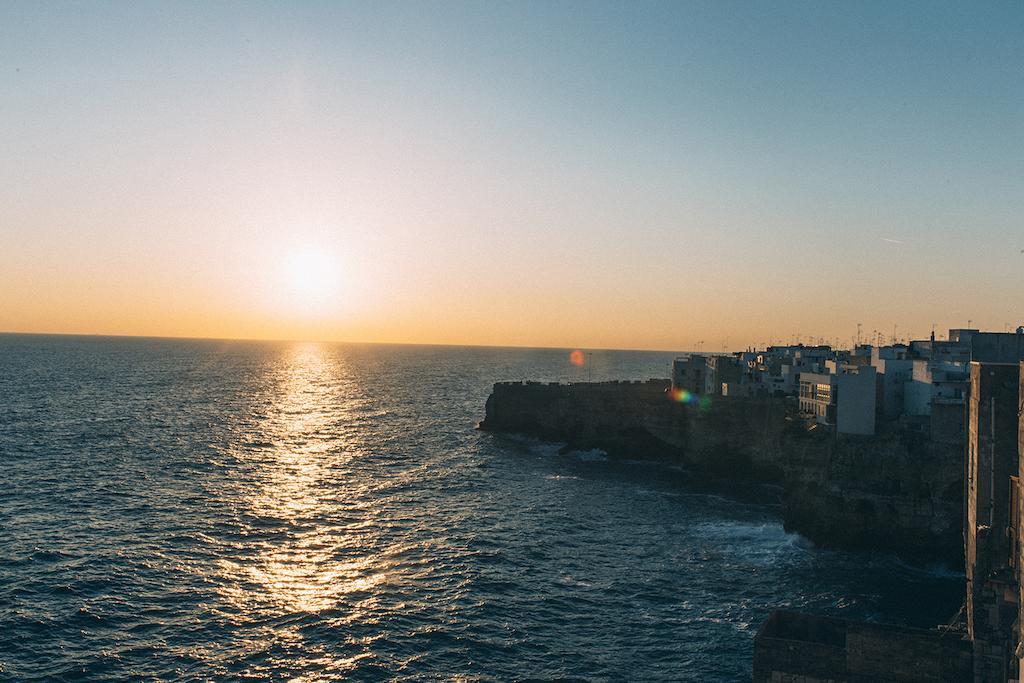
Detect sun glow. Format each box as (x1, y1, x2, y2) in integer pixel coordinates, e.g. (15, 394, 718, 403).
(280, 247, 343, 315)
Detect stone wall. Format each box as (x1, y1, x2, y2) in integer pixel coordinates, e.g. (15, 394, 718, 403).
(753, 611, 973, 682)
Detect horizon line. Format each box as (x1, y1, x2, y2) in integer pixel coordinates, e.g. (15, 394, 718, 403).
(0, 329, 701, 355)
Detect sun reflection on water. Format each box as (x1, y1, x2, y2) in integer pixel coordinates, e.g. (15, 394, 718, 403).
(216, 342, 388, 668)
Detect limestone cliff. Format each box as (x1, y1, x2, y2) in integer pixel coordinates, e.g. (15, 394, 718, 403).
(782, 431, 964, 563)
(480, 380, 964, 564)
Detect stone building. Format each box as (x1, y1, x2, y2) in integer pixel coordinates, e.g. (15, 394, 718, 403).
(1018, 361, 1024, 677)
(964, 362, 1020, 682)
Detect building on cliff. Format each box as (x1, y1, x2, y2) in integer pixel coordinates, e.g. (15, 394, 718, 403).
(798, 363, 876, 435)
(904, 358, 969, 418)
(965, 362, 1021, 681)
(739, 344, 834, 397)
(872, 344, 914, 420)
(478, 328, 1024, 679)
(1017, 362, 1024, 677)
(755, 358, 1024, 682)
(790, 329, 1024, 437)
(671, 355, 708, 396)
(953, 328, 1024, 364)
(671, 354, 744, 397)
(741, 330, 1022, 417)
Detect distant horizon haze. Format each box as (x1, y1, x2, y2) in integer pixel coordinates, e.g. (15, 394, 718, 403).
(0, 324, 1013, 356)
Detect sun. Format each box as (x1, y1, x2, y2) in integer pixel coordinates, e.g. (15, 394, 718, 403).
(282, 247, 342, 312)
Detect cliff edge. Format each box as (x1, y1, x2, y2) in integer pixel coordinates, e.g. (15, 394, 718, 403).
(480, 380, 963, 564)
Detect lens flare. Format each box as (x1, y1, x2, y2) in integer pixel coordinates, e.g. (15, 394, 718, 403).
(569, 350, 585, 366)
(670, 388, 712, 411)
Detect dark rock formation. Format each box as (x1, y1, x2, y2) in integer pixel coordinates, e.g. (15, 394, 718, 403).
(480, 380, 964, 564)
(782, 431, 964, 563)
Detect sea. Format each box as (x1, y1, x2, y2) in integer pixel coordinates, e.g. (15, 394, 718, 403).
(0, 334, 963, 681)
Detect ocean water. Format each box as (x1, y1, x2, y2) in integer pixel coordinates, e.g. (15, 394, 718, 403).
(0, 335, 962, 681)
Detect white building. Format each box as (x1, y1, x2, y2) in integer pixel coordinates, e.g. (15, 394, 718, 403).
(799, 364, 877, 435)
(871, 345, 913, 420)
(903, 359, 969, 417)
(753, 345, 834, 397)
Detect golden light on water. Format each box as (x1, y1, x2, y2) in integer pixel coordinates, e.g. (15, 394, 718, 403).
(218, 343, 386, 627)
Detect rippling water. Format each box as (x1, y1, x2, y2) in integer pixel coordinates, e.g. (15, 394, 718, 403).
(0, 335, 961, 680)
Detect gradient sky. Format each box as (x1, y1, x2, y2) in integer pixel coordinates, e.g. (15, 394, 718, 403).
(2, 1, 1022, 350)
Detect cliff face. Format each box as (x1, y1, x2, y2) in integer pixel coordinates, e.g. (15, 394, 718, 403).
(782, 432, 964, 563)
(480, 381, 964, 563)
(480, 380, 684, 459)
(480, 380, 791, 479)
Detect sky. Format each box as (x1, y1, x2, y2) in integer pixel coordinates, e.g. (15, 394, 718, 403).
(1, 1, 1022, 351)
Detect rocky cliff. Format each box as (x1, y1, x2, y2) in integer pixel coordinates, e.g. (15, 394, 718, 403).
(782, 430, 963, 563)
(480, 380, 964, 564)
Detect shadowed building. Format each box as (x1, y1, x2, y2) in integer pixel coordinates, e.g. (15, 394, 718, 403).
(1017, 361, 1024, 677)
(872, 344, 913, 419)
(671, 355, 707, 396)
(964, 362, 1020, 681)
(954, 329, 1024, 364)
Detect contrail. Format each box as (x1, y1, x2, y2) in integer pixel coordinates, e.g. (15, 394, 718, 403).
(880, 238, 905, 245)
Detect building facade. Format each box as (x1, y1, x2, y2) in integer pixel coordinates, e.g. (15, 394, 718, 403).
(798, 364, 876, 435)
(964, 362, 1020, 682)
